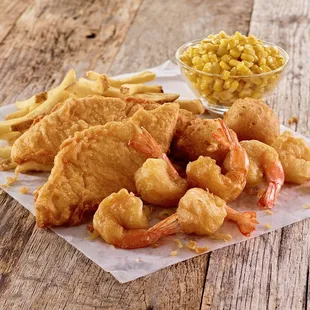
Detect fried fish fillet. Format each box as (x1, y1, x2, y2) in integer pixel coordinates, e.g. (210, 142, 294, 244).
(35, 103, 179, 227)
(11, 96, 160, 171)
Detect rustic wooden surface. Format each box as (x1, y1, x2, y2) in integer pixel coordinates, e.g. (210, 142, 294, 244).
(0, 0, 309, 309)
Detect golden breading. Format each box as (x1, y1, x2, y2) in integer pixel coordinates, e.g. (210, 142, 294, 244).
(175, 118, 234, 163)
(35, 103, 179, 227)
(223, 98, 280, 145)
(11, 96, 159, 170)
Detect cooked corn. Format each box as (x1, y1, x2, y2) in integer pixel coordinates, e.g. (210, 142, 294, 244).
(180, 31, 286, 106)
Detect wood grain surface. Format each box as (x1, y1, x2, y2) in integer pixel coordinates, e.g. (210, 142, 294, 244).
(0, 0, 309, 309)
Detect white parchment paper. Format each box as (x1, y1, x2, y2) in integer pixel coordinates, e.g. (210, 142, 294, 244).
(0, 61, 309, 283)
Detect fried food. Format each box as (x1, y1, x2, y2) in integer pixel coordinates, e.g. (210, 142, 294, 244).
(224, 140, 284, 208)
(152, 188, 258, 238)
(86, 70, 156, 87)
(186, 119, 249, 202)
(272, 131, 310, 184)
(132, 92, 179, 103)
(177, 188, 227, 235)
(65, 76, 109, 98)
(130, 128, 188, 207)
(34, 103, 179, 227)
(120, 84, 163, 95)
(175, 99, 204, 114)
(12, 96, 160, 171)
(223, 98, 280, 145)
(0, 70, 75, 134)
(93, 189, 177, 249)
(0, 146, 12, 159)
(175, 118, 237, 163)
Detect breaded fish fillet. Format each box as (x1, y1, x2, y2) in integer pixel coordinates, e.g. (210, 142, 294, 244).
(11, 96, 159, 171)
(35, 103, 179, 227)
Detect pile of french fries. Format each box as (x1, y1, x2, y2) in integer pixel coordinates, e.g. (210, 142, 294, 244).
(0, 68, 204, 169)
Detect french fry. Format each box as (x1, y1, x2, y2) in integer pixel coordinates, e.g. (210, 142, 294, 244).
(5, 108, 29, 120)
(86, 70, 156, 87)
(0, 70, 75, 134)
(66, 75, 109, 98)
(0, 146, 12, 159)
(130, 92, 179, 103)
(103, 87, 126, 99)
(0, 131, 22, 141)
(120, 84, 163, 95)
(176, 99, 205, 114)
(15, 92, 48, 110)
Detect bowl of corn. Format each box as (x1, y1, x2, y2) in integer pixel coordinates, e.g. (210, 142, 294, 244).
(175, 31, 289, 114)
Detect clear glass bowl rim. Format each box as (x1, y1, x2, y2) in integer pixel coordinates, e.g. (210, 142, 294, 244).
(175, 38, 289, 78)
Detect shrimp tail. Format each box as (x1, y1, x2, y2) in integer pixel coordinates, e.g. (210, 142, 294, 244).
(225, 205, 258, 237)
(129, 127, 162, 158)
(258, 182, 279, 209)
(119, 214, 180, 249)
(258, 160, 284, 209)
(149, 213, 182, 236)
(129, 127, 180, 180)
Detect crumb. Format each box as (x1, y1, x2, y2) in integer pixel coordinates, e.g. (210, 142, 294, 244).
(1, 184, 8, 189)
(288, 116, 298, 125)
(265, 224, 272, 229)
(6, 174, 18, 186)
(109, 244, 115, 249)
(186, 240, 209, 254)
(152, 242, 161, 248)
(304, 205, 310, 209)
(264, 210, 273, 215)
(157, 209, 174, 220)
(143, 205, 153, 219)
(210, 233, 232, 242)
(170, 250, 178, 256)
(174, 238, 183, 249)
(135, 258, 140, 262)
(19, 186, 30, 194)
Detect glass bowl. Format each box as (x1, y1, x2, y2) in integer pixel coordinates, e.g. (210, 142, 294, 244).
(175, 39, 289, 114)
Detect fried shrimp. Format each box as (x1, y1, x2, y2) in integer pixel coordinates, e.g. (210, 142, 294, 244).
(223, 98, 280, 145)
(272, 131, 310, 184)
(175, 118, 237, 163)
(93, 189, 179, 249)
(158, 188, 258, 238)
(186, 119, 249, 202)
(129, 127, 188, 207)
(224, 140, 284, 209)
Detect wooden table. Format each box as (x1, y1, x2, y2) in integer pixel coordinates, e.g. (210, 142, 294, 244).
(0, 0, 309, 309)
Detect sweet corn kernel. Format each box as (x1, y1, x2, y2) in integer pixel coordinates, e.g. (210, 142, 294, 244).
(229, 80, 239, 92)
(219, 61, 231, 71)
(229, 59, 240, 67)
(241, 53, 255, 62)
(213, 79, 224, 92)
(229, 47, 242, 58)
(221, 54, 232, 63)
(223, 79, 232, 89)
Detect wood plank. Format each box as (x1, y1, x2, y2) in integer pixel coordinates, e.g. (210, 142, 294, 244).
(0, 0, 254, 309)
(0, 227, 208, 310)
(108, 0, 255, 75)
(201, 0, 310, 308)
(0, 194, 35, 274)
(0, 0, 142, 106)
(0, 0, 33, 42)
